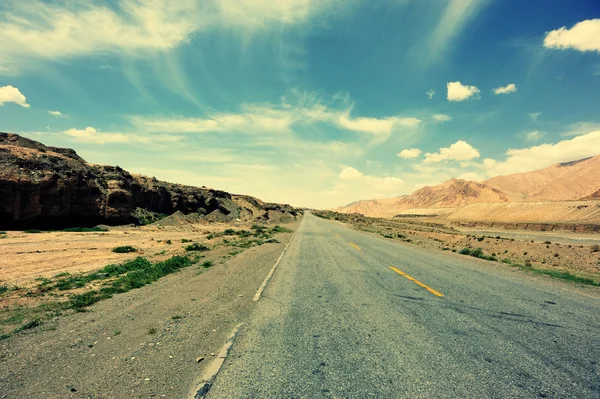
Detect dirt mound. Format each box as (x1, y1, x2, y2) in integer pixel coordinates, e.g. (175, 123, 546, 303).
(0, 132, 301, 229)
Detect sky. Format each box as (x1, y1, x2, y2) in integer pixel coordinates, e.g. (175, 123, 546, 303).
(1, 0, 600, 209)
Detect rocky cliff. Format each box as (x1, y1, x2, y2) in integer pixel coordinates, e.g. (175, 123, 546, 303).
(0, 133, 300, 229)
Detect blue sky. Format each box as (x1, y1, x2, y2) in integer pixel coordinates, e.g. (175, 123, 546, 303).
(1, 0, 600, 208)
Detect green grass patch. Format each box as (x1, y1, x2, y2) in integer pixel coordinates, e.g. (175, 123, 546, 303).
(0, 284, 8, 295)
(112, 246, 136, 253)
(69, 255, 192, 311)
(24, 229, 43, 233)
(201, 261, 214, 268)
(185, 243, 210, 252)
(458, 247, 497, 261)
(181, 238, 192, 243)
(530, 269, 599, 286)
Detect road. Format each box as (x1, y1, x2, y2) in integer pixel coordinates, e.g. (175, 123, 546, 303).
(207, 213, 600, 398)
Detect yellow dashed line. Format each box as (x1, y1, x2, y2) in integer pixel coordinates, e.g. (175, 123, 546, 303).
(349, 242, 361, 250)
(334, 234, 341, 238)
(389, 266, 444, 297)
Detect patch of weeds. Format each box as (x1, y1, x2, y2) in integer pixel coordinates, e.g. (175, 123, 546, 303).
(201, 261, 214, 268)
(13, 318, 42, 333)
(477, 236, 485, 242)
(185, 243, 209, 252)
(62, 227, 108, 232)
(591, 244, 600, 253)
(223, 229, 236, 235)
(24, 229, 43, 233)
(543, 241, 552, 245)
(147, 327, 157, 335)
(206, 234, 215, 239)
(459, 247, 497, 261)
(155, 250, 167, 255)
(265, 238, 279, 244)
(0, 231, 6, 234)
(114, 330, 121, 336)
(69, 255, 192, 311)
(181, 239, 192, 243)
(442, 247, 450, 251)
(112, 246, 136, 253)
(271, 225, 292, 233)
(502, 258, 512, 264)
(0, 284, 8, 295)
(165, 240, 172, 245)
(451, 249, 457, 252)
(171, 315, 183, 320)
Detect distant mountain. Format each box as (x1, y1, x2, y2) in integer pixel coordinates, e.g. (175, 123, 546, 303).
(335, 155, 600, 218)
(484, 156, 600, 201)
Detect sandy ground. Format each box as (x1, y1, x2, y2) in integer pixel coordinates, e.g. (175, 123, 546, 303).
(0, 222, 254, 286)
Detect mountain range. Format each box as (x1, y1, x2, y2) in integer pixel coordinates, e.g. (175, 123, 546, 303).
(335, 155, 600, 220)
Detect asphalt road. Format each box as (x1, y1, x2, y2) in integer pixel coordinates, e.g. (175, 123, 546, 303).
(207, 213, 600, 398)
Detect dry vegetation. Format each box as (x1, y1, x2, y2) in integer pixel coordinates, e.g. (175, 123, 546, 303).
(0, 222, 293, 339)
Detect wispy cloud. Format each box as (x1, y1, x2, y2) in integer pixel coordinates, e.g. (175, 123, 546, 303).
(48, 110, 65, 117)
(422, 0, 489, 64)
(129, 91, 421, 137)
(0, 0, 348, 74)
(432, 114, 451, 122)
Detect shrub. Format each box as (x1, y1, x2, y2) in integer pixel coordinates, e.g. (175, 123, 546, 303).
(201, 261, 214, 268)
(0, 284, 8, 294)
(165, 240, 172, 245)
(62, 227, 108, 232)
(543, 241, 552, 245)
(591, 245, 600, 253)
(24, 229, 43, 233)
(181, 239, 192, 243)
(112, 246, 136, 253)
(0, 231, 6, 235)
(459, 248, 471, 255)
(477, 236, 485, 242)
(271, 225, 292, 233)
(501, 258, 512, 264)
(185, 243, 209, 252)
(223, 229, 236, 235)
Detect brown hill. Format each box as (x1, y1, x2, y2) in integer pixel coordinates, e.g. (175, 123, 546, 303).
(335, 155, 600, 218)
(0, 133, 300, 229)
(484, 155, 600, 201)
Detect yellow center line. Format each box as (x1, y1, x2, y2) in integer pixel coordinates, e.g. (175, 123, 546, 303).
(349, 242, 361, 250)
(334, 234, 341, 238)
(389, 266, 444, 297)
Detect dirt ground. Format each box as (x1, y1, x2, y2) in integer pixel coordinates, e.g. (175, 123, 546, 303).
(0, 221, 298, 398)
(0, 222, 256, 285)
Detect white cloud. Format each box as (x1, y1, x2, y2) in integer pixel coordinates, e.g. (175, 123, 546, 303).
(131, 91, 421, 137)
(493, 83, 517, 95)
(528, 112, 542, 122)
(525, 130, 544, 142)
(482, 130, 600, 177)
(544, 19, 600, 53)
(0, 0, 343, 74)
(426, 89, 435, 99)
(397, 148, 422, 159)
(432, 114, 451, 122)
(333, 166, 404, 203)
(447, 81, 480, 101)
(424, 140, 480, 163)
(48, 110, 64, 116)
(0, 85, 30, 108)
(339, 167, 364, 181)
(62, 126, 181, 145)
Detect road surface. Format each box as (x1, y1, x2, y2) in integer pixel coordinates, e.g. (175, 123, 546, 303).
(207, 213, 600, 398)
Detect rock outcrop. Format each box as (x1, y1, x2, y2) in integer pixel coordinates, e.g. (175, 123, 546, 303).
(0, 133, 300, 229)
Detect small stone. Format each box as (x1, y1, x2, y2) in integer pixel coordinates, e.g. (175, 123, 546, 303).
(145, 378, 150, 381)
(210, 353, 215, 356)
(196, 357, 205, 363)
